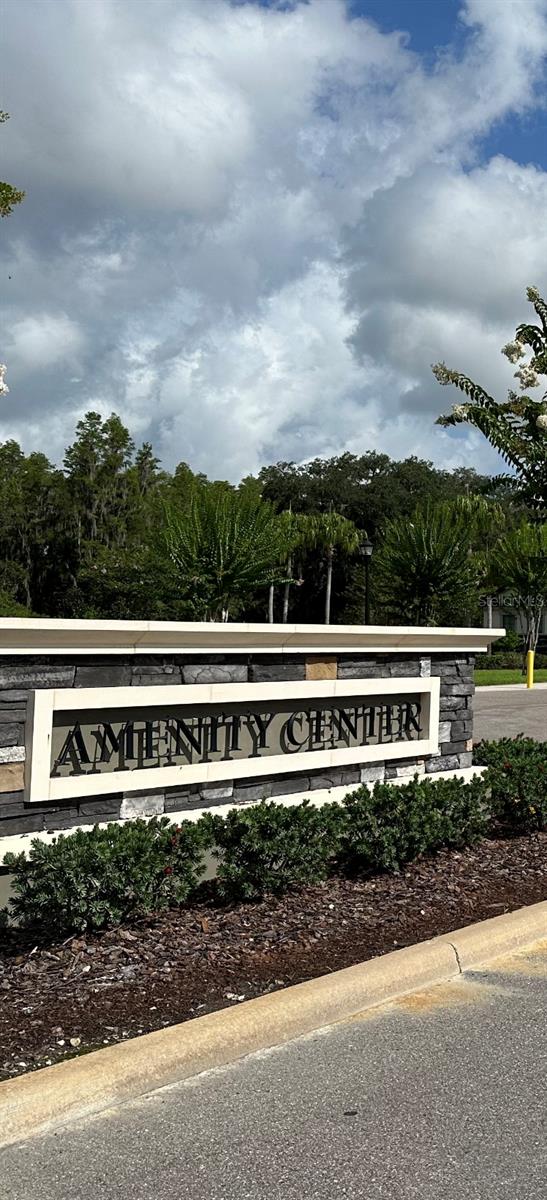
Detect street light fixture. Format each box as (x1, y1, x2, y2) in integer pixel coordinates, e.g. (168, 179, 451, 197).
(359, 537, 373, 625)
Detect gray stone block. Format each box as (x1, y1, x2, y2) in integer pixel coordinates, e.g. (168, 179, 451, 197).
(120, 792, 165, 819)
(164, 790, 200, 813)
(425, 755, 462, 773)
(75, 662, 132, 688)
(0, 662, 75, 689)
(0, 813, 44, 836)
(249, 661, 306, 682)
(457, 752, 474, 768)
(270, 774, 311, 796)
(337, 662, 387, 679)
(0, 724, 24, 748)
(0, 746, 25, 763)
(308, 769, 360, 790)
(388, 660, 420, 677)
(199, 783, 234, 803)
(183, 663, 248, 685)
(233, 781, 273, 803)
(0, 709, 25, 723)
(441, 682, 475, 696)
(360, 763, 385, 784)
(132, 672, 183, 686)
(419, 657, 431, 677)
(438, 721, 452, 743)
(441, 741, 467, 756)
(0, 690, 29, 705)
(449, 721, 472, 741)
(439, 697, 469, 713)
(42, 808, 81, 831)
(78, 798, 122, 819)
(0, 792, 25, 817)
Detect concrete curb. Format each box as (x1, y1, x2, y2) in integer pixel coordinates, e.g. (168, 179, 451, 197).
(1, 901, 545, 1149)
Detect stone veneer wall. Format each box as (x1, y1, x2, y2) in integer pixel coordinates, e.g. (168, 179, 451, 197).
(0, 651, 475, 840)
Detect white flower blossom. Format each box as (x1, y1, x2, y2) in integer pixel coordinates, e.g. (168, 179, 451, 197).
(536, 413, 547, 431)
(452, 403, 469, 418)
(0, 364, 9, 396)
(515, 364, 539, 389)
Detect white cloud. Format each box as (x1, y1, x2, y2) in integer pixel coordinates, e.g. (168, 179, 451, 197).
(1, 0, 546, 477)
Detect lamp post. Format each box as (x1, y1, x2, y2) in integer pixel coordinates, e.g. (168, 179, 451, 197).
(359, 537, 373, 625)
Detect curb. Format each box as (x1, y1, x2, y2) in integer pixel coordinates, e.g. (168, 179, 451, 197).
(1, 901, 546, 1149)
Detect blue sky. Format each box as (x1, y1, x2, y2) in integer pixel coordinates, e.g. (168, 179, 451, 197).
(352, 0, 547, 167)
(1, 0, 546, 478)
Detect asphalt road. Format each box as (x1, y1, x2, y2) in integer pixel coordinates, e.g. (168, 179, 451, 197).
(2, 941, 546, 1200)
(474, 686, 546, 742)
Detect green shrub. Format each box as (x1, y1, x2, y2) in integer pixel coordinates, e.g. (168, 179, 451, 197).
(336, 775, 489, 877)
(206, 800, 341, 902)
(3, 817, 210, 935)
(474, 737, 547, 833)
(475, 652, 547, 670)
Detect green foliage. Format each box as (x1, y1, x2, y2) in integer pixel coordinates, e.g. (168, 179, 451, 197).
(206, 800, 341, 901)
(474, 737, 547, 833)
(487, 522, 547, 652)
(166, 486, 289, 620)
(434, 286, 547, 518)
(336, 776, 489, 877)
(0, 111, 25, 218)
(374, 500, 481, 624)
(476, 652, 547, 670)
(3, 818, 210, 935)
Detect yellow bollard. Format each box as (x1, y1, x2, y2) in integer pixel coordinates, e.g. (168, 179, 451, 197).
(526, 649, 535, 689)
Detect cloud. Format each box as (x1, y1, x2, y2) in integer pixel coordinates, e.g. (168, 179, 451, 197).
(1, 0, 546, 476)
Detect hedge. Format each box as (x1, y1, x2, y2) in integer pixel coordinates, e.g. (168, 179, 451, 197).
(2, 817, 210, 936)
(475, 652, 547, 671)
(474, 737, 547, 833)
(1, 737, 544, 934)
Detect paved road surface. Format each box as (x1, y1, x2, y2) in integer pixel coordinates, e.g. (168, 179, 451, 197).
(474, 686, 546, 742)
(2, 941, 546, 1200)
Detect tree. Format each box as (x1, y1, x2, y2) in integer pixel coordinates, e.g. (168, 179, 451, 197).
(374, 501, 481, 626)
(0, 112, 25, 219)
(433, 287, 547, 518)
(166, 486, 288, 620)
(308, 511, 360, 624)
(488, 522, 547, 655)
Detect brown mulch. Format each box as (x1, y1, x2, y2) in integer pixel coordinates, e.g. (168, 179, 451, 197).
(1, 833, 546, 1081)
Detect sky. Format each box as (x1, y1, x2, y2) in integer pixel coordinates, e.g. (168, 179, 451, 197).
(1, 0, 546, 480)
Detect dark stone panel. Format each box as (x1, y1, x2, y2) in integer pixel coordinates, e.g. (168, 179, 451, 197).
(249, 658, 306, 683)
(131, 671, 184, 686)
(270, 773, 312, 796)
(78, 798, 122, 819)
(75, 661, 132, 688)
(0, 709, 25, 723)
(441, 741, 468, 756)
(337, 662, 388, 679)
(232, 781, 273, 803)
(0, 723, 24, 748)
(0, 660, 75, 689)
(0, 690, 29, 705)
(308, 768, 360, 790)
(0, 793, 25, 817)
(164, 789, 201, 813)
(441, 682, 475, 697)
(42, 809, 80, 831)
(0, 813, 44, 836)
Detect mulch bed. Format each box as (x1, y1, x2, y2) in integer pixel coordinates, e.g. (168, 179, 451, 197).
(1, 832, 546, 1081)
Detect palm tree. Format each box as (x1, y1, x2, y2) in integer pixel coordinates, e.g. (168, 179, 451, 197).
(309, 511, 360, 624)
(374, 501, 481, 626)
(166, 486, 288, 621)
(433, 286, 547, 518)
(488, 522, 547, 656)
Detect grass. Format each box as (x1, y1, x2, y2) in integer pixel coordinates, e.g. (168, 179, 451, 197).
(475, 668, 547, 687)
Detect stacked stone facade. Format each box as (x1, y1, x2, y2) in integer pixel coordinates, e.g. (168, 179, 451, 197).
(0, 650, 475, 840)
